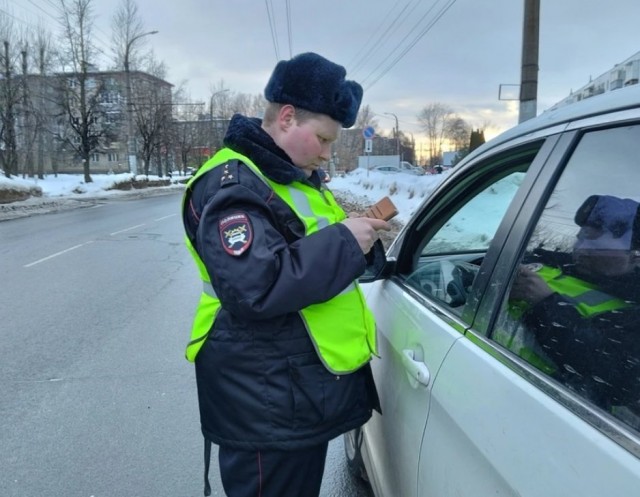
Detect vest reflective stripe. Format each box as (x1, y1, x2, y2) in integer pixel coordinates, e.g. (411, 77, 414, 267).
(503, 264, 631, 375)
(288, 188, 332, 230)
(183, 148, 376, 372)
(536, 266, 630, 317)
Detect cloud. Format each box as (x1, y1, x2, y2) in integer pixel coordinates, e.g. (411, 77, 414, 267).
(85, 0, 640, 141)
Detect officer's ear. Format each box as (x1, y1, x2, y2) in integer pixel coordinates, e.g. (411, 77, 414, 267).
(278, 104, 296, 130)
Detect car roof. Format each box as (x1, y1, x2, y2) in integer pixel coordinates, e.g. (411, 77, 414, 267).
(459, 84, 640, 167)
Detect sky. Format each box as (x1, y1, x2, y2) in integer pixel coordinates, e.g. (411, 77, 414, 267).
(6, 1, 640, 147)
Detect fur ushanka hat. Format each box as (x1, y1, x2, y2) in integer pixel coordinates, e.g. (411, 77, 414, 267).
(574, 194, 640, 252)
(264, 52, 363, 128)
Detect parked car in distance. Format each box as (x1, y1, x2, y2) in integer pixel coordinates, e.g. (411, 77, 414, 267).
(371, 165, 402, 174)
(399, 161, 426, 175)
(345, 83, 640, 496)
(372, 165, 424, 175)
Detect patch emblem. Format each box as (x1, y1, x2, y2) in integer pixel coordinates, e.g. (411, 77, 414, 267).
(219, 213, 253, 256)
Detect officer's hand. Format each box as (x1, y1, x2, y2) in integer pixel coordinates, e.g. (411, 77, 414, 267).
(341, 217, 390, 254)
(510, 265, 553, 305)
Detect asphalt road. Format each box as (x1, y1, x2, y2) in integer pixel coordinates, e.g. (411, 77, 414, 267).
(0, 191, 371, 497)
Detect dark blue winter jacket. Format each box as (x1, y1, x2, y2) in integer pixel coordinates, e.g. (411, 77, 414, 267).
(183, 114, 380, 450)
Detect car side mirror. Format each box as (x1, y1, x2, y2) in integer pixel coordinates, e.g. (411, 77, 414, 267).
(359, 239, 395, 283)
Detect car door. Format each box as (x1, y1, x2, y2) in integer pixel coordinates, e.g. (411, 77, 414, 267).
(361, 139, 554, 497)
(417, 122, 640, 495)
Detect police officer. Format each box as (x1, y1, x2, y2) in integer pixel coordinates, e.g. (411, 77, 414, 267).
(182, 52, 390, 497)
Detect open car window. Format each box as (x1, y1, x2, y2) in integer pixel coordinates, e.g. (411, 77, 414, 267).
(400, 146, 542, 318)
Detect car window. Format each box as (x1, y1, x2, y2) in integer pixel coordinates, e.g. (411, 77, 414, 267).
(422, 173, 524, 255)
(493, 124, 640, 433)
(403, 148, 538, 318)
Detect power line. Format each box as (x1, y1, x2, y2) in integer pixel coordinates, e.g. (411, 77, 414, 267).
(0, 5, 44, 29)
(285, 0, 292, 57)
(362, 0, 457, 90)
(25, 0, 116, 67)
(349, 0, 418, 76)
(347, 0, 404, 70)
(264, 0, 280, 61)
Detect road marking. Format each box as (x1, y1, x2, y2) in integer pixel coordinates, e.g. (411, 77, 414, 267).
(110, 223, 145, 236)
(24, 241, 94, 268)
(154, 214, 177, 221)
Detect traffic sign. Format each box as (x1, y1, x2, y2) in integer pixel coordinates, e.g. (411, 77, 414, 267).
(364, 139, 372, 153)
(363, 126, 375, 139)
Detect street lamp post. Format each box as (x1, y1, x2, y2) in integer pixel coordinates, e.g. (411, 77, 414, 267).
(124, 29, 158, 175)
(209, 89, 230, 156)
(384, 112, 400, 169)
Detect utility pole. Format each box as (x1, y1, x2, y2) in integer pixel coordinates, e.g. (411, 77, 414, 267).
(519, 0, 540, 123)
(384, 112, 400, 168)
(124, 30, 158, 175)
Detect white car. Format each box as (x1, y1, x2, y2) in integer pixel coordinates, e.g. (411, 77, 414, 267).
(345, 84, 640, 496)
(371, 165, 403, 174)
(372, 165, 424, 175)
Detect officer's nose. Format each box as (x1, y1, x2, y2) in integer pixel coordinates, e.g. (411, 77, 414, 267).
(319, 144, 332, 162)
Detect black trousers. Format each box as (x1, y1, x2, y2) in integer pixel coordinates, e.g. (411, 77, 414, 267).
(218, 442, 329, 497)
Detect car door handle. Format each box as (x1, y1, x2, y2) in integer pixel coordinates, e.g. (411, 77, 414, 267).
(402, 349, 431, 387)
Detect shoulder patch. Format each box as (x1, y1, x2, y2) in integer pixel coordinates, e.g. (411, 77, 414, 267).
(220, 161, 239, 187)
(219, 213, 253, 256)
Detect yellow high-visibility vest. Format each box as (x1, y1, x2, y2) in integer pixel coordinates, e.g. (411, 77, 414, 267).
(502, 264, 631, 374)
(182, 148, 377, 373)
(509, 264, 631, 320)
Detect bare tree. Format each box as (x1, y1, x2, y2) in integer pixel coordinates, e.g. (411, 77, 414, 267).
(445, 116, 471, 155)
(417, 103, 454, 166)
(111, 0, 147, 70)
(19, 46, 37, 178)
(111, 0, 158, 175)
(355, 104, 378, 131)
(55, 0, 109, 182)
(172, 88, 207, 173)
(247, 94, 267, 118)
(134, 85, 171, 175)
(31, 25, 55, 179)
(0, 13, 25, 178)
(126, 51, 173, 176)
(0, 38, 20, 177)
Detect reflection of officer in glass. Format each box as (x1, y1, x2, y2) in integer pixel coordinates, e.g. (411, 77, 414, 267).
(511, 195, 640, 414)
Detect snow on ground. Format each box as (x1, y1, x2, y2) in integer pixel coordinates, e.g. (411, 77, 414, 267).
(0, 173, 186, 221)
(0, 169, 449, 224)
(329, 168, 448, 225)
(0, 173, 176, 197)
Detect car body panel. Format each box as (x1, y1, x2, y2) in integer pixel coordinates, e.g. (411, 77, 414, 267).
(419, 335, 640, 496)
(361, 279, 465, 497)
(353, 85, 640, 497)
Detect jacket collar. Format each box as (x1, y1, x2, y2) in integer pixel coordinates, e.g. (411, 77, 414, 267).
(223, 114, 322, 187)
